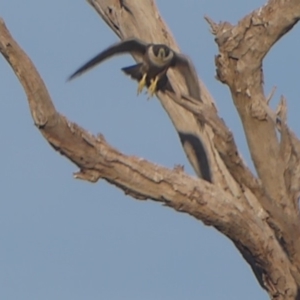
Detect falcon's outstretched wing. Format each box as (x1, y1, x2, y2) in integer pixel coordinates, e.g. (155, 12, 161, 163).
(172, 53, 201, 101)
(68, 38, 148, 81)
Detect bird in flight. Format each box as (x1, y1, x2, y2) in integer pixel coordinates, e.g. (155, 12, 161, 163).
(68, 38, 200, 100)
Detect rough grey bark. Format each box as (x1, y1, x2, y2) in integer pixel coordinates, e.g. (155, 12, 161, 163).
(1, 0, 300, 299)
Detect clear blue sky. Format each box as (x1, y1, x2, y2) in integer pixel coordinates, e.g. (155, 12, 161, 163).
(1, 1, 299, 299)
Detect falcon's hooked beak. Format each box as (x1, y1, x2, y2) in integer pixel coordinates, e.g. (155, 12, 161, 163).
(158, 48, 166, 59)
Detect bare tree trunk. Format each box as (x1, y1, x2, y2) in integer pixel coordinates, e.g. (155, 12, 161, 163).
(1, 0, 300, 299)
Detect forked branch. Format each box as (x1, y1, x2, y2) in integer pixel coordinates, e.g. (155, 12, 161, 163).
(2, 0, 300, 297)
(206, 0, 300, 284)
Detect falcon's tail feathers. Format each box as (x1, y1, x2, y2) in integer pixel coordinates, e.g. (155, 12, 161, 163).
(121, 64, 143, 81)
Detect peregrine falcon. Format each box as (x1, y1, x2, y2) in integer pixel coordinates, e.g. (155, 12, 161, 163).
(68, 38, 200, 100)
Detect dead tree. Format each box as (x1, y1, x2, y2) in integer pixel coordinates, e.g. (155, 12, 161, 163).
(1, 0, 300, 299)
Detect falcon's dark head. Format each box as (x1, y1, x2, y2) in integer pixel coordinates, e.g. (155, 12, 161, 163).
(148, 44, 174, 66)
(152, 45, 170, 59)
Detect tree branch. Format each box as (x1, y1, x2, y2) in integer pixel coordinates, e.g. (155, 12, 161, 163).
(0, 16, 296, 299)
(207, 0, 300, 280)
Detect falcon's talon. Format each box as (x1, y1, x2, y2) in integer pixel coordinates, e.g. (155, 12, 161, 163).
(137, 73, 147, 95)
(148, 76, 159, 97)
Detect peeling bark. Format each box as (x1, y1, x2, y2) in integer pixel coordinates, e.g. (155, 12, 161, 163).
(1, 0, 300, 299)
